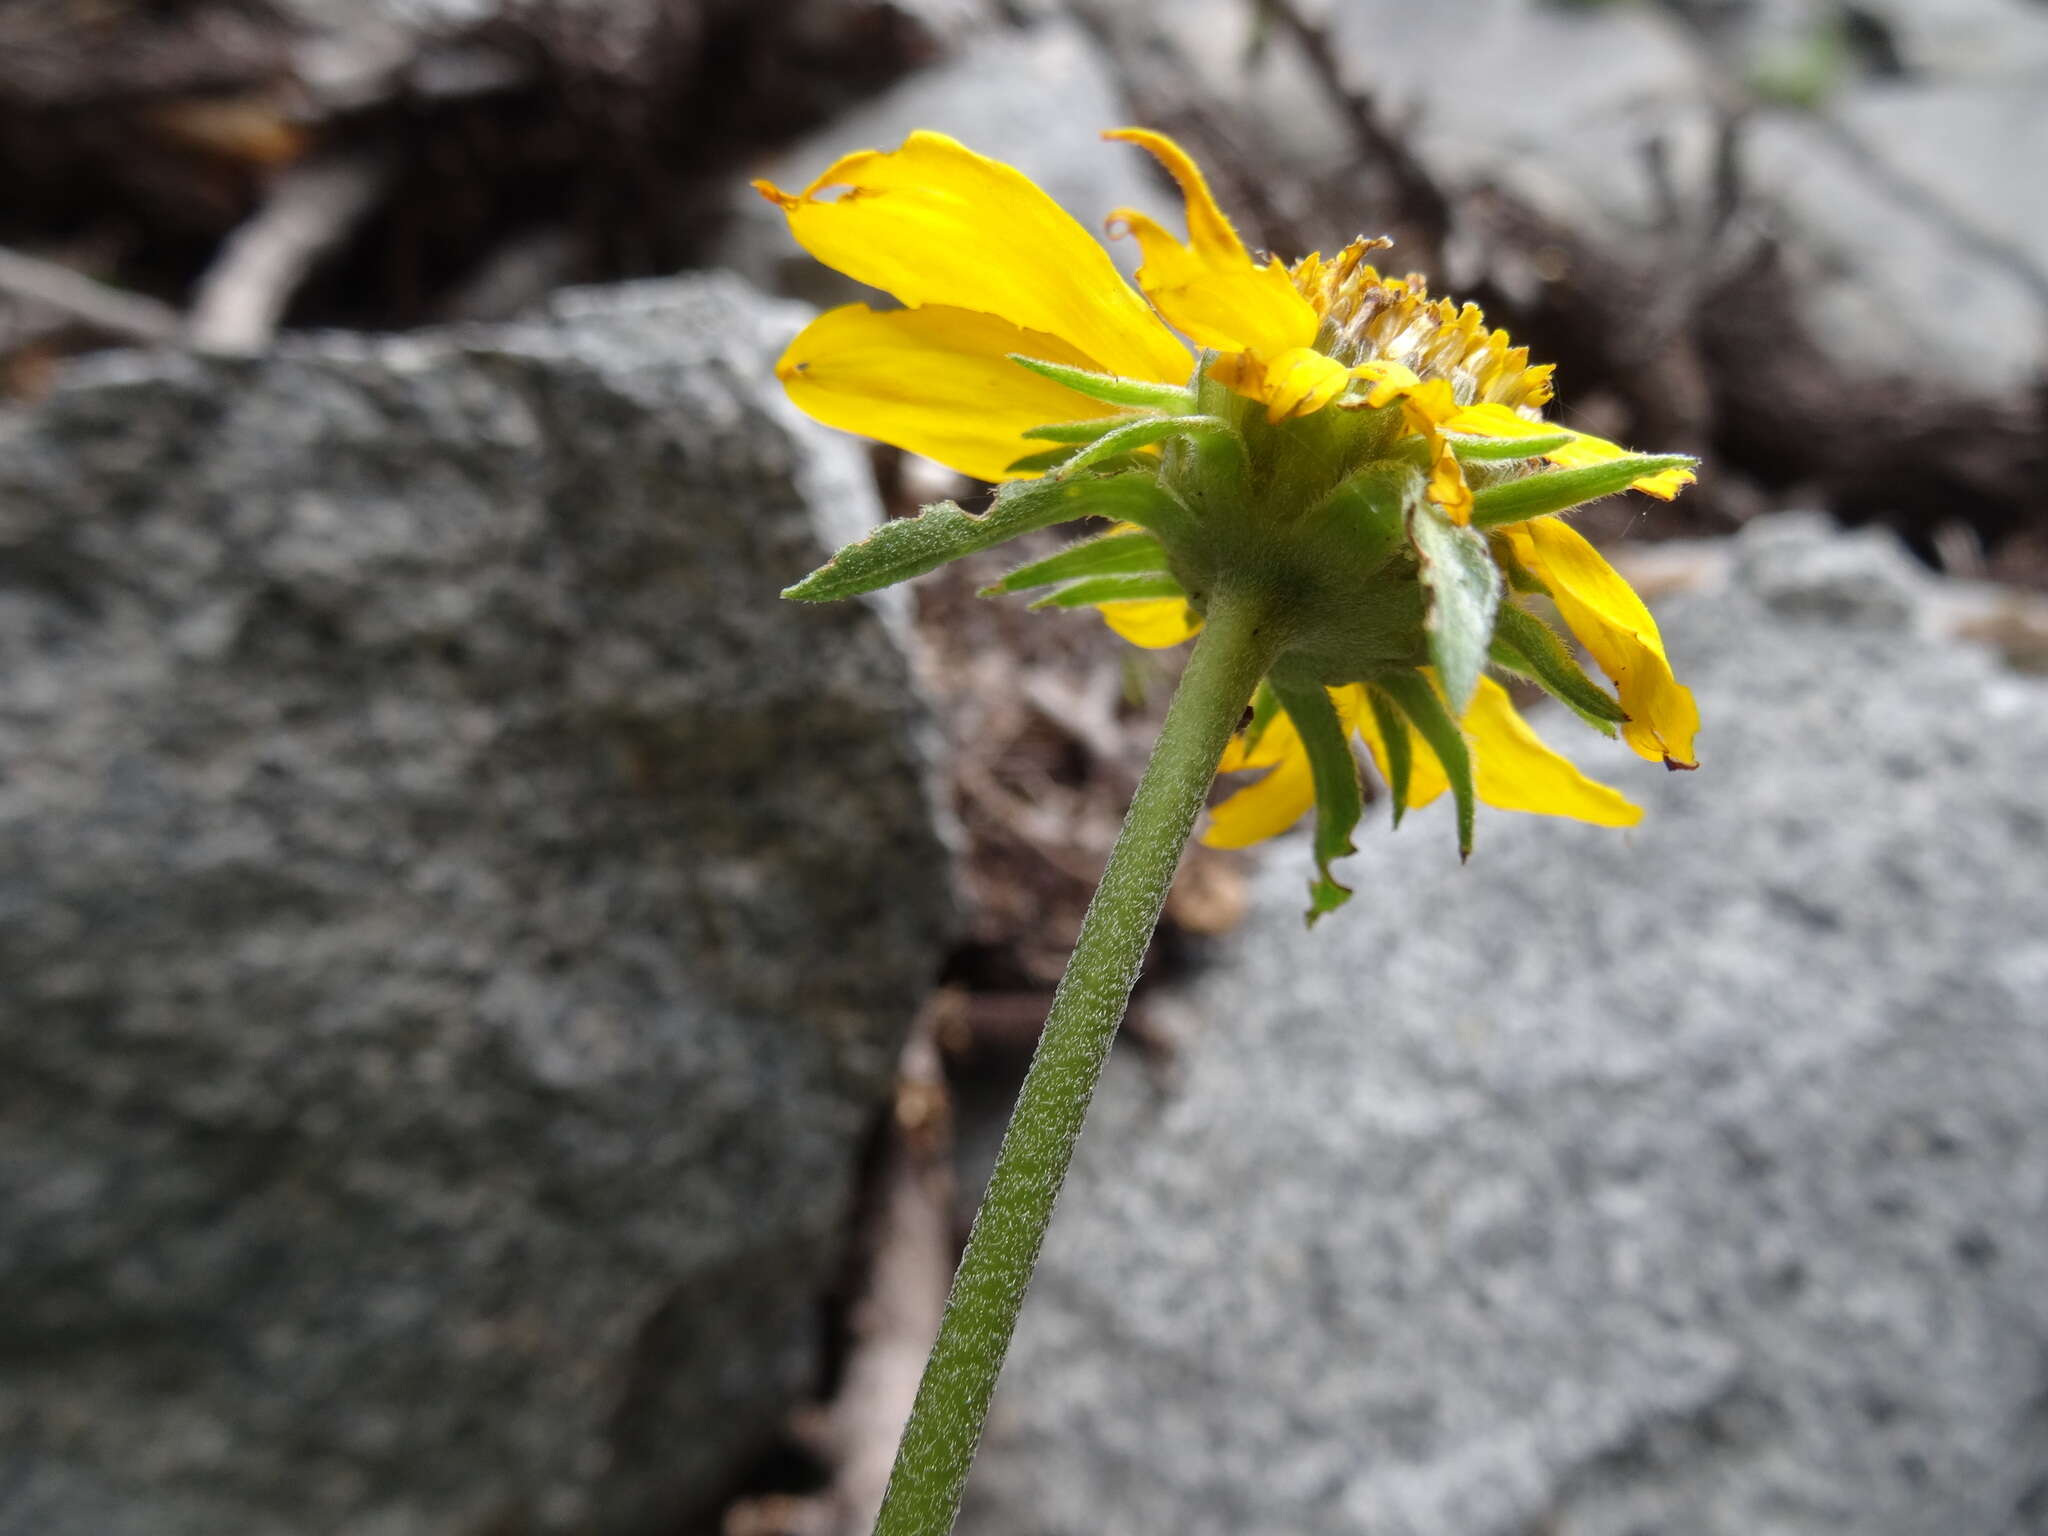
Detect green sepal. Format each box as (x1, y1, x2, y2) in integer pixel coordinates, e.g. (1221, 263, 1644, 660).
(1059, 416, 1235, 479)
(1375, 671, 1475, 860)
(1008, 354, 1196, 412)
(1469, 454, 1696, 529)
(1185, 407, 1252, 515)
(1028, 572, 1186, 609)
(1364, 687, 1413, 828)
(1013, 415, 1173, 472)
(783, 472, 1183, 602)
(1305, 461, 1416, 578)
(1489, 602, 1625, 735)
(980, 528, 1168, 597)
(1446, 429, 1576, 462)
(1024, 416, 1145, 445)
(1488, 531, 1549, 595)
(1003, 446, 1082, 475)
(1241, 680, 1282, 757)
(1268, 677, 1363, 924)
(1408, 500, 1503, 718)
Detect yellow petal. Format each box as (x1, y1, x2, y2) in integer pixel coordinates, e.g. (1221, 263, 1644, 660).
(1442, 400, 1545, 437)
(1262, 346, 1353, 423)
(1358, 673, 1639, 823)
(1204, 757, 1315, 846)
(1215, 711, 1280, 776)
(1108, 130, 1243, 268)
(1446, 403, 1694, 499)
(1204, 707, 1312, 846)
(1425, 434, 1473, 523)
(1399, 377, 1460, 430)
(754, 131, 1189, 386)
(1102, 129, 1319, 364)
(1504, 519, 1700, 768)
(1097, 208, 1220, 330)
(775, 303, 1115, 483)
(1204, 685, 1373, 845)
(1213, 676, 1640, 846)
(1098, 597, 1202, 649)
(1462, 678, 1642, 826)
(1398, 380, 1473, 524)
(1350, 359, 1421, 408)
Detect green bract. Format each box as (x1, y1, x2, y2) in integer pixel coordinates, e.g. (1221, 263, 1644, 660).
(787, 351, 1694, 890)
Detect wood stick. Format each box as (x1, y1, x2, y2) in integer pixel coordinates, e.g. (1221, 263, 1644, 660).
(0, 245, 182, 345)
(185, 156, 387, 353)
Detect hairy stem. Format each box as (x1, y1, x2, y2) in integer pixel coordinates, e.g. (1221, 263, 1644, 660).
(872, 592, 1280, 1536)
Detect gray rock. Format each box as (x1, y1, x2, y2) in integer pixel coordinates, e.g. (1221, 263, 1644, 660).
(1077, 0, 1714, 261)
(0, 275, 953, 1535)
(1734, 509, 1927, 625)
(1330, 0, 1711, 238)
(1082, 0, 2048, 395)
(963, 515, 2048, 1535)
(1684, 0, 2048, 86)
(1866, 0, 2048, 79)
(1659, 2, 2048, 393)
(1825, 83, 2048, 277)
(715, 16, 1170, 310)
(1740, 84, 2048, 395)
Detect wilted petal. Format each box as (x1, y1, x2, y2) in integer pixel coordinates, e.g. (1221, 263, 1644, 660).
(1103, 129, 1320, 369)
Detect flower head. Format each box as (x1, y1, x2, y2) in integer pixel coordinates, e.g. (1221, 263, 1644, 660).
(762, 129, 1700, 916)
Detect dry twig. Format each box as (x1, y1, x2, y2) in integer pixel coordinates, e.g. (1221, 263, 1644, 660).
(185, 156, 389, 352)
(1251, 0, 1452, 268)
(0, 245, 182, 345)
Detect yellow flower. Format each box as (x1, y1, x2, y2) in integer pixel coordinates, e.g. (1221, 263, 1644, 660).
(754, 129, 1688, 497)
(762, 127, 1702, 888)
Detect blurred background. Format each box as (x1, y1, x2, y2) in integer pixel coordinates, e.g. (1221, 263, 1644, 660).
(2, 1, 2045, 1533)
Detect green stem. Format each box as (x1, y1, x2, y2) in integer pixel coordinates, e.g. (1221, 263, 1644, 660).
(873, 592, 1281, 1536)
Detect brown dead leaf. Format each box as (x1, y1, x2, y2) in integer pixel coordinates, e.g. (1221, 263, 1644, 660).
(146, 92, 307, 167)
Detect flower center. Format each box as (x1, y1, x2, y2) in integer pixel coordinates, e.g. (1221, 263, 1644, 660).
(1293, 238, 1555, 414)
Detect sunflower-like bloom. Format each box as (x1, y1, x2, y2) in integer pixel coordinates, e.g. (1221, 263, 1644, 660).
(762, 129, 1700, 916)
